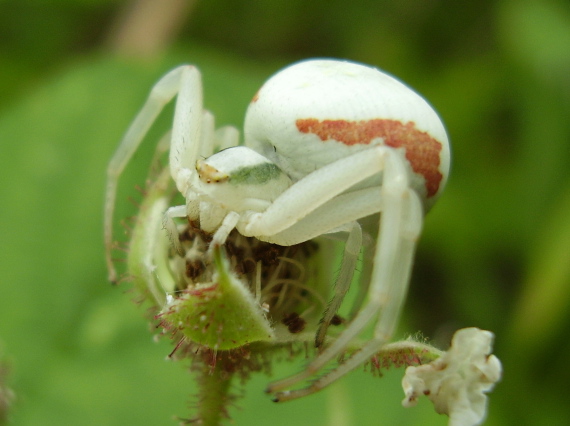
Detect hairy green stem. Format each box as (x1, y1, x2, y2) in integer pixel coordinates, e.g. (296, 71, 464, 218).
(196, 363, 233, 426)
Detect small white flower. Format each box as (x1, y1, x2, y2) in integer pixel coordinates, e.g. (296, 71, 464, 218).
(402, 328, 502, 426)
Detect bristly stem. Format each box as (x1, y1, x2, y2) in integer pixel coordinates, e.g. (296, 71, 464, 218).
(193, 361, 233, 426)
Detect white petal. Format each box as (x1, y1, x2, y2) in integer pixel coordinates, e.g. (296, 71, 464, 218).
(402, 328, 502, 426)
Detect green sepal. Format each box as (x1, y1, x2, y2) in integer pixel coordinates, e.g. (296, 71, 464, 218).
(127, 167, 175, 308)
(159, 246, 275, 350)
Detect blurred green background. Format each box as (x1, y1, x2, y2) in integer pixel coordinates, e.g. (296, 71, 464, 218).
(1, 0, 569, 424)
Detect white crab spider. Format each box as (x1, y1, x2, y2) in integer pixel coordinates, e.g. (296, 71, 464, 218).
(104, 59, 450, 401)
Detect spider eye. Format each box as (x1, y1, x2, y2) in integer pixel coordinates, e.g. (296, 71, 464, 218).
(196, 159, 229, 184)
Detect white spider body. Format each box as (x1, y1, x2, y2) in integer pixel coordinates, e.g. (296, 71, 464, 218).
(104, 59, 450, 402)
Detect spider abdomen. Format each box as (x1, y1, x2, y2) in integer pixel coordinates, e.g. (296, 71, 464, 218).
(244, 59, 450, 206)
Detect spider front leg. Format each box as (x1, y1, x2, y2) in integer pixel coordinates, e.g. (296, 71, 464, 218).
(104, 65, 202, 282)
(105, 65, 204, 282)
(252, 147, 424, 401)
(271, 188, 422, 401)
